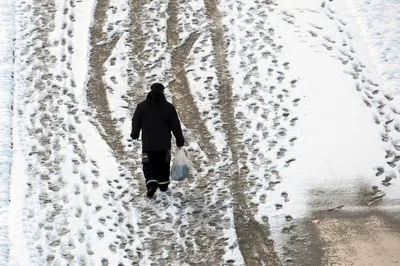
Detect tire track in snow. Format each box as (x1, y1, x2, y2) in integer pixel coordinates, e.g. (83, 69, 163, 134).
(89, 2, 225, 265)
(14, 0, 116, 264)
(89, 2, 224, 264)
(161, 2, 235, 264)
(87, 0, 124, 159)
(17, 1, 134, 264)
(87, 3, 151, 264)
(203, 1, 281, 265)
(167, 0, 217, 161)
(127, 0, 148, 104)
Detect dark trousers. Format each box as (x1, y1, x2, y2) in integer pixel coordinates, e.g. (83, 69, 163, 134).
(142, 150, 171, 191)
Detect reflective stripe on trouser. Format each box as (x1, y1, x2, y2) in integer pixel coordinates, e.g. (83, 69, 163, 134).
(146, 180, 159, 185)
(142, 150, 171, 191)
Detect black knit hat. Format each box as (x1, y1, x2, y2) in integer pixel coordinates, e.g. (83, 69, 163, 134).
(150, 83, 165, 92)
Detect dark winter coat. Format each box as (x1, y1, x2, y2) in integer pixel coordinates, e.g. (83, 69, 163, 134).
(131, 90, 184, 151)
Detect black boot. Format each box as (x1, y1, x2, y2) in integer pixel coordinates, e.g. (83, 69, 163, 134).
(147, 187, 157, 198)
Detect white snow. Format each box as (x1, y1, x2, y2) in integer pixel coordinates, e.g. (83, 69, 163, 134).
(347, 0, 400, 99)
(176, 0, 207, 41)
(219, 0, 400, 262)
(104, 0, 130, 40)
(10, 0, 141, 265)
(104, 35, 131, 130)
(2, 0, 400, 265)
(185, 33, 228, 153)
(258, 0, 400, 261)
(103, 0, 243, 263)
(0, 0, 14, 263)
(9, 1, 39, 264)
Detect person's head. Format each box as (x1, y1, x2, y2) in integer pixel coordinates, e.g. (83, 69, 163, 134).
(150, 83, 165, 93)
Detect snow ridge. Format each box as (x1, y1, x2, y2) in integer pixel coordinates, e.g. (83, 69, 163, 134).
(0, 0, 15, 264)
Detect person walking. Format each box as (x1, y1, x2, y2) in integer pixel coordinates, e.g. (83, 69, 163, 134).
(130, 82, 185, 198)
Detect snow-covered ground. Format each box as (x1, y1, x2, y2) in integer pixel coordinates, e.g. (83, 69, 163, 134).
(348, 0, 400, 99)
(10, 0, 142, 265)
(1, 0, 400, 265)
(102, 0, 243, 264)
(218, 0, 400, 263)
(249, 0, 400, 262)
(0, 0, 14, 263)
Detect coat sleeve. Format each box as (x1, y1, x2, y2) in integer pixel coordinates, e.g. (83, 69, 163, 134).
(170, 106, 185, 147)
(131, 104, 143, 139)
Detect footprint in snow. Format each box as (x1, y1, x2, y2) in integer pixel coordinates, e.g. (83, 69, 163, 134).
(282, 88, 290, 97)
(290, 117, 298, 126)
(323, 36, 336, 44)
(289, 137, 298, 146)
(308, 30, 318, 37)
(326, 12, 334, 20)
(375, 166, 385, 176)
(363, 98, 372, 108)
(387, 159, 397, 168)
(277, 148, 287, 159)
(268, 181, 281, 190)
(381, 133, 389, 142)
(290, 79, 298, 88)
(322, 43, 333, 51)
(259, 194, 267, 204)
(109, 244, 117, 253)
(282, 223, 296, 233)
(293, 98, 300, 106)
(46, 255, 55, 263)
(282, 110, 290, 118)
(345, 32, 353, 40)
(285, 158, 296, 167)
(373, 115, 381, 125)
(78, 230, 85, 243)
(281, 191, 289, 202)
(276, 128, 287, 138)
(337, 18, 347, 26)
(364, 91, 373, 100)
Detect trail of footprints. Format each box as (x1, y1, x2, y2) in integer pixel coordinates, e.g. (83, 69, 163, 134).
(19, 0, 400, 264)
(123, 141, 232, 265)
(93, 1, 236, 264)
(17, 0, 242, 264)
(223, 0, 299, 235)
(17, 1, 137, 265)
(265, 0, 400, 244)
(315, 1, 400, 188)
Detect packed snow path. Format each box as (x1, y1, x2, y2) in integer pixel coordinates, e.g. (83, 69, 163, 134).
(6, 0, 400, 265)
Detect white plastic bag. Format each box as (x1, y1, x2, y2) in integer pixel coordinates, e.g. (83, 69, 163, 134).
(171, 148, 190, 181)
